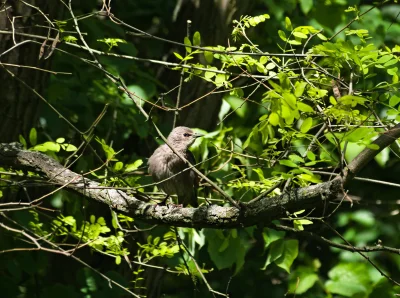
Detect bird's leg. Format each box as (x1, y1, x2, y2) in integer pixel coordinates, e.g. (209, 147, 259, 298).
(158, 195, 170, 206)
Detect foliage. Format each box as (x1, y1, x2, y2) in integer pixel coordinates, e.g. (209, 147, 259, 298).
(1, 0, 400, 297)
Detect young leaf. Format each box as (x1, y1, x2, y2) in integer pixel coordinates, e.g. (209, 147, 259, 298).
(298, 102, 313, 113)
(173, 52, 183, 60)
(193, 31, 201, 46)
(300, 117, 313, 133)
(306, 151, 316, 161)
(125, 159, 143, 172)
(29, 128, 37, 146)
(184, 37, 192, 53)
(278, 30, 287, 41)
(19, 135, 27, 149)
(285, 17, 292, 31)
(293, 31, 307, 39)
(279, 160, 298, 168)
(269, 112, 280, 126)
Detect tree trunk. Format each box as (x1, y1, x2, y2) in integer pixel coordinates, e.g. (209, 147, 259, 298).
(163, 0, 254, 130)
(0, 1, 63, 142)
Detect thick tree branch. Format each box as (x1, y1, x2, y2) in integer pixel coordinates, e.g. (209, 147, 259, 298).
(343, 123, 400, 184)
(3, 122, 400, 228)
(0, 142, 345, 228)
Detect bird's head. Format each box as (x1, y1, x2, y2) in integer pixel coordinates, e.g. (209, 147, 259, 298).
(167, 126, 203, 150)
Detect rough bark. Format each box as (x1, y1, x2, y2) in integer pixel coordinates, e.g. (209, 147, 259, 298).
(0, 1, 63, 142)
(1, 122, 399, 227)
(0, 142, 343, 228)
(163, 0, 254, 130)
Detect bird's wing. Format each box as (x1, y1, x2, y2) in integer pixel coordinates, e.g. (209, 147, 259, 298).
(187, 150, 198, 186)
(187, 150, 199, 207)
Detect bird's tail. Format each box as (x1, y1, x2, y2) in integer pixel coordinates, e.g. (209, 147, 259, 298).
(190, 190, 198, 207)
(179, 192, 198, 207)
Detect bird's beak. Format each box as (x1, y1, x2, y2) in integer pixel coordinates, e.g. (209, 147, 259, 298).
(193, 133, 204, 138)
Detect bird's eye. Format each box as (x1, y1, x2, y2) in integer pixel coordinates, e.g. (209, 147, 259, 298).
(183, 133, 190, 137)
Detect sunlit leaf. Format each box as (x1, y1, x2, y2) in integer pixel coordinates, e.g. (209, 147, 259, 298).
(29, 128, 37, 146)
(300, 117, 313, 133)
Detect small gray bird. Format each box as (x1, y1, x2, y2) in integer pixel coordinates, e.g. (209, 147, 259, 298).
(148, 126, 203, 207)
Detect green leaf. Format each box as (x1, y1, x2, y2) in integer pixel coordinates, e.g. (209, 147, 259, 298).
(193, 31, 201, 46)
(289, 267, 319, 294)
(262, 239, 284, 270)
(340, 95, 367, 107)
(345, 127, 375, 142)
(288, 39, 302, 45)
(32, 142, 61, 152)
(115, 255, 121, 265)
(325, 263, 369, 297)
(297, 102, 313, 113)
(215, 73, 227, 87)
(56, 138, 65, 144)
(63, 35, 78, 43)
(297, 219, 313, 225)
(204, 71, 216, 80)
(298, 173, 322, 183)
(370, 279, 395, 298)
(365, 143, 379, 150)
(184, 37, 192, 53)
(269, 112, 280, 126)
(389, 95, 400, 107)
(19, 135, 27, 149)
(96, 138, 116, 160)
(224, 94, 247, 118)
(218, 237, 230, 252)
(263, 228, 285, 249)
(329, 96, 337, 105)
(122, 83, 155, 106)
(253, 168, 265, 180)
(294, 81, 307, 97)
(173, 52, 183, 60)
(97, 217, 106, 225)
(376, 54, 392, 64)
(375, 146, 389, 167)
(383, 59, 397, 67)
(387, 67, 398, 75)
(282, 93, 297, 109)
(62, 144, 77, 152)
(205, 229, 249, 274)
(125, 159, 143, 172)
(29, 128, 37, 146)
(344, 142, 365, 163)
(300, 117, 313, 133)
(293, 209, 306, 215)
(279, 160, 298, 168)
(317, 33, 327, 40)
(275, 239, 298, 273)
(204, 50, 214, 63)
(306, 151, 316, 161)
(293, 31, 307, 39)
(278, 30, 287, 41)
(285, 17, 292, 31)
(350, 210, 375, 227)
(299, 0, 313, 14)
(260, 56, 268, 64)
(97, 38, 127, 50)
(266, 62, 276, 70)
(289, 154, 305, 163)
(114, 161, 123, 171)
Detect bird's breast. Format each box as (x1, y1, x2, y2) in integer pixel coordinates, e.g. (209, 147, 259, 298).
(149, 149, 194, 196)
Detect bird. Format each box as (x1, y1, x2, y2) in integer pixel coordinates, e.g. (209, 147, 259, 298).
(148, 126, 203, 207)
